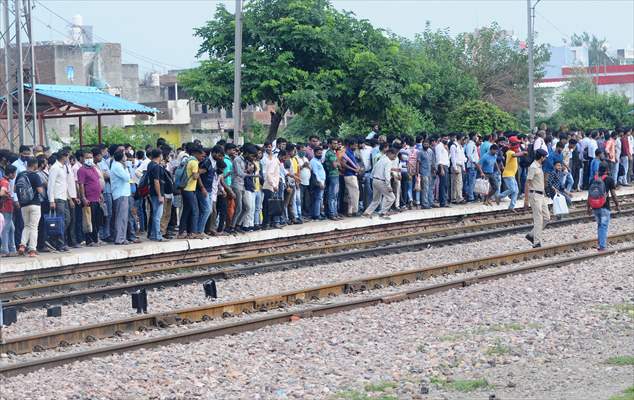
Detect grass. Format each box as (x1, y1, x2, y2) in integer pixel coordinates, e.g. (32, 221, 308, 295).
(364, 381, 397, 392)
(486, 339, 512, 356)
(597, 303, 634, 319)
(336, 390, 397, 400)
(430, 376, 491, 392)
(609, 385, 634, 400)
(438, 322, 542, 342)
(606, 356, 634, 366)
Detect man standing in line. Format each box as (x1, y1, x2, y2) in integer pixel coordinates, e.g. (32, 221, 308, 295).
(434, 135, 450, 207)
(324, 138, 342, 220)
(449, 134, 466, 204)
(524, 149, 549, 248)
(309, 147, 326, 221)
(464, 133, 479, 202)
(77, 149, 103, 247)
(110, 151, 132, 245)
(47, 150, 71, 252)
(17, 158, 44, 257)
(146, 149, 165, 242)
(620, 127, 631, 186)
(363, 148, 397, 219)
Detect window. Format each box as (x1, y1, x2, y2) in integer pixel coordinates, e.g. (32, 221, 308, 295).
(202, 104, 208, 114)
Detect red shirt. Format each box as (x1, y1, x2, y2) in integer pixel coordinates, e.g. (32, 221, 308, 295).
(0, 177, 13, 213)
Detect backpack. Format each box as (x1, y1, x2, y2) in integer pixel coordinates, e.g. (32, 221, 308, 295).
(136, 170, 150, 199)
(588, 174, 608, 209)
(174, 156, 194, 190)
(15, 171, 35, 206)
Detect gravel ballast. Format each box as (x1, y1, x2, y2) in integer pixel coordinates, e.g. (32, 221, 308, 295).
(0, 242, 632, 399)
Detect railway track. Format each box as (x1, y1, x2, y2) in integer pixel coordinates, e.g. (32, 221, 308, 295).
(2, 205, 632, 310)
(4, 194, 629, 290)
(0, 231, 630, 363)
(1, 235, 631, 377)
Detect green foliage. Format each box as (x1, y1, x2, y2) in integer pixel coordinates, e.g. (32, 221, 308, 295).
(364, 381, 397, 392)
(447, 100, 519, 134)
(429, 377, 491, 392)
(553, 77, 634, 129)
(605, 356, 634, 366)
(456, 23, 550, 114)
(609, 386, 634, 400)
(52, 122, 159, 151)
(569, 32, 615, 67)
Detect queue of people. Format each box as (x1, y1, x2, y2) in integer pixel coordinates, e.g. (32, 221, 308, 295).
(0, 125, 631, 257)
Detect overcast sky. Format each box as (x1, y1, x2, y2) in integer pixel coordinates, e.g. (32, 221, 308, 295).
(33, 0, 634, 75)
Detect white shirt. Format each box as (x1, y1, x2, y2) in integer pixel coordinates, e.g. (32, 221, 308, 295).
(533, 137, 548, 153)
(450, 142, 467, 168)
(628, 134, 634, 155)
(434, 142, 450, 167)
(587, 139, 598, 159)
(66, 163, 77, 199)
(48, 161, 69, 201)
(360, 146, 373, 172)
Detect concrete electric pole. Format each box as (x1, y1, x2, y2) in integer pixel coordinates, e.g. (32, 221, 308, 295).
(232, 0, 243, 145)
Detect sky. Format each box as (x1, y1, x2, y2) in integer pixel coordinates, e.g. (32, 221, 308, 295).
(32, 0, 634, 75)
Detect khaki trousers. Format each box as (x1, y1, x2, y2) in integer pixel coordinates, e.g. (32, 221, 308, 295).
(344, 175, 360, 215)
(529, 193, 550, 245)
(160, 197, 172, 234)
(364, 179, 395, 215)
(451, 170, 463, 203)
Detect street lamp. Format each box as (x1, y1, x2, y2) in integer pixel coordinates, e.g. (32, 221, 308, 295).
(527, 0, 541, 133)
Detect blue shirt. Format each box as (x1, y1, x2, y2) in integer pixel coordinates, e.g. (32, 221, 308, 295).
(590, 158, 602, 179)
(343, 149, 359, 177)
(479, 152, 497, 174)
(310, 157, 326, 184)
(110, 161, 131, 201)
(417, 148, 433, 177)
(98, 159, 112, 194)
(543, 150, 563, 174)
(480, 141, 492, 157)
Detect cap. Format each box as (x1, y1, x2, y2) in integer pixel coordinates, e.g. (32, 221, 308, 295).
(509, 136, 521, 144)
(535, 149, 548, 158)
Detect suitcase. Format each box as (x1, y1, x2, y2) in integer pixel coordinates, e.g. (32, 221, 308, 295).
(43, 211, 65, 238)
(268, 195, 284, 217)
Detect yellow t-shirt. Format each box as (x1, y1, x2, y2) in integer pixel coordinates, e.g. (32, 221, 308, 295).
(184, 159, 199, 192)
(502, 149, 518, 178)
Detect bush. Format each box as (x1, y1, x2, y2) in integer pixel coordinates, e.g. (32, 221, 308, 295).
(52, 122, 159, 151)
(447, 100, 519, 134)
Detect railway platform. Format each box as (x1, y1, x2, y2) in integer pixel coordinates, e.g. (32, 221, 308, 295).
(2, 186, 632, 274)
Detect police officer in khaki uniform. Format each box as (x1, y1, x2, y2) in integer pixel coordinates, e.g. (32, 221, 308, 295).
(524, 149, 549, 248)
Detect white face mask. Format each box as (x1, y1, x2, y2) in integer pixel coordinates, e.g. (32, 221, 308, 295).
(84, 159, 94, 167)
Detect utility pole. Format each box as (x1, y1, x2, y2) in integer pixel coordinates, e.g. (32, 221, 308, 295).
(232, 0, 243, 145)
(527, 0, 535, 132)
(0, 0, 38, 149)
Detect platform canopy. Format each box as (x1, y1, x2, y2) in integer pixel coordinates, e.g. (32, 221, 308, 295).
(0, 84, 158, 145)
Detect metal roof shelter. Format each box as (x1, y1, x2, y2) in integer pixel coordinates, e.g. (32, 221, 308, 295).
(1, 84, 157, 147)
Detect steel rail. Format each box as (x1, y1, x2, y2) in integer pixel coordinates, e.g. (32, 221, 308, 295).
(0, 232, 630, 358)
(1, 243, 631, 378)
(3, 207, 632, 309)
(3, 195, 624, 289)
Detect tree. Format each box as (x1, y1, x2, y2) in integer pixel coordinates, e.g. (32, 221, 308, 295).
(180, 0, 431, 140)
(455, 23, 550, 114)
(569, 32, 614, 67)
(446, 100, 519, 134)
(51, 122, 158, 150)
(552, 76, 633, 129)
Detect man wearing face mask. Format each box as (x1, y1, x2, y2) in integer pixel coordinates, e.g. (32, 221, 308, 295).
(110, 150, 131, 245)
(77, 150, 102, 246)
(434, 135, 450, 207)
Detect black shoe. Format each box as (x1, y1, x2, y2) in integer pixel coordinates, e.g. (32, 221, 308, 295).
(525, 234, 534, 244)
(532, 243, 542, 248)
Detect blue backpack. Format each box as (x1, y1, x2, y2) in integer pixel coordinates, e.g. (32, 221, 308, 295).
(174, 156, 194, 189)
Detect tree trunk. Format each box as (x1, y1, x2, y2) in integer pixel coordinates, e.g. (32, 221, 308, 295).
(265, 111, 283, 143)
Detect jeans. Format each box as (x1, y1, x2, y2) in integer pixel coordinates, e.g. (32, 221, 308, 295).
(113, 196, 129, 244)
(326, 175, 339, 217)
(300, 185, 310, 217)
(619, 156, 629, 185)
(216, 195, 228, 232)
(437, 166, 449, 206)
(593, 207, 610, 250)
(562, 172, 574, 192)
(127, 196, 138, 241)
(100, 192, 113, 241)
(262, 189, 274, 226)
(135, 197, 146, 232)
(499, 177, 519, 209)
(420, 175, 432, 208)
(241, 190, 255, 228)
(363, 172, 373, 211)
(519, 166, 528, 195)
(254, 191, 263, 226)
(311, 186, 324, 218)
(494, 171, 501, 197)
(465, 167, 477, 201)
(231, 187, 244, 228)
(294, 186, 302, 218)
(149, 195, 164, 240)
(1, 211, 15, 254)
(180, 190, 199, 234)
(197, 190, 212, 233)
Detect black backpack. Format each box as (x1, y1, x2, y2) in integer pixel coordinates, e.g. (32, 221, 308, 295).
(15, 172, 35, 206)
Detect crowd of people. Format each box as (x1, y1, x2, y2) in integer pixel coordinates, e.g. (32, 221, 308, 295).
(0, 125, 631, 257)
